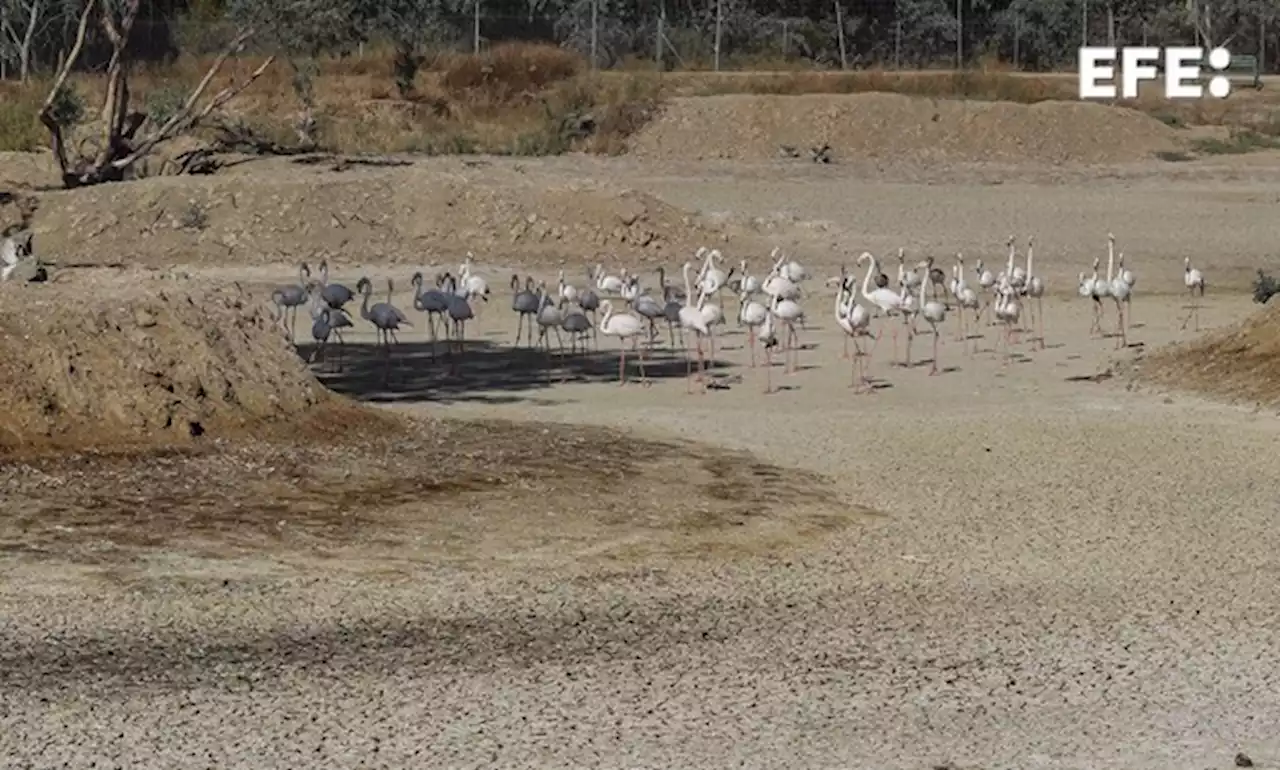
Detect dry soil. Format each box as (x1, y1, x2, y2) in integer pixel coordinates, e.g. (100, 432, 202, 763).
(2, 92, 1280, 770)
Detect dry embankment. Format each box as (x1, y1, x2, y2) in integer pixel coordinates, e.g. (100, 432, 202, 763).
(0, 274, 343, 453)
(1, 155, 730, 270)
(1142, 303, 1280, 407)
(629, 93, 1184, 164)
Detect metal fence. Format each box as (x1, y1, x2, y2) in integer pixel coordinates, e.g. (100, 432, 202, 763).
(3, 3, 1276, 79)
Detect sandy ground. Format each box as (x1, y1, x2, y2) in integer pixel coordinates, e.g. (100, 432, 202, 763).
(3, 139, 1280, 768)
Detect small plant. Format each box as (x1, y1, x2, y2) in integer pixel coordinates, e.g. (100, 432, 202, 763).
(179, 201, 209, 231)
(1253, 270, 1279, 305)
(391, 47, 425, 99)
(1155, 150, 1194, 162)
(146, 86, 189, 129)
(47, 84, 86, 128)
(1192, 130, 1280, 155)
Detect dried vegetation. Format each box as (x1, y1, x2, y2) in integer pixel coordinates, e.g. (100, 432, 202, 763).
(0, 414, 858, 570)
(3, 45, 1278, 161)
(1142, 303, 1280, 407)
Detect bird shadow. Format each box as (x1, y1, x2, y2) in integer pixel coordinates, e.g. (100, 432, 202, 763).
(296, 339, 734, 404)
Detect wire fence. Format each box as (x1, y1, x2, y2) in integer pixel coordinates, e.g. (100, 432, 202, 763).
(3, 6, 1276, 79)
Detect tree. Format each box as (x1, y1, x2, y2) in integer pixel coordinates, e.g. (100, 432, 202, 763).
(227, 0, 367, 144)
(370, 0, 451, 99)
(37, 0, 273, 187)
(0, 0, 59, 80)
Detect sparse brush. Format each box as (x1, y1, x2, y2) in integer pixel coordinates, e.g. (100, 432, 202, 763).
(1253, 270, 1279, 305)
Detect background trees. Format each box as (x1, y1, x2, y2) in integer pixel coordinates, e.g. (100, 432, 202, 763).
(0, 0, 1275, 78)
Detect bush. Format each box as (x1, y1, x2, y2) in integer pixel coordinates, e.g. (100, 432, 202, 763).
(440, 43, 584, 103)
(0, 84, 47, 152)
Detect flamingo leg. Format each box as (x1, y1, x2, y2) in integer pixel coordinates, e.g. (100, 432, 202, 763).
(842, 331, 850, 359)
(636, 338, 649, 385)
(618, 344, 626, 385)
(930, 328, 941, 376)
(697, 335, 707, 392)
(764, 347, 773, 394)
(685, 333, 695, 393)
(1036, 297, 1045, 349)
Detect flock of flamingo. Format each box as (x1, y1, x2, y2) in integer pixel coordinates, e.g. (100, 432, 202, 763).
(271, 233, 1210, 393)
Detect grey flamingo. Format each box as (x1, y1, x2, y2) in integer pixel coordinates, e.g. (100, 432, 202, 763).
(560, 300, 593, 355)
(577, 287, 601, 348)
(356, 276, 412, 381)
(631, 292, 665, 344)
(410, 271, 452, 362)
(309, 306, 353, 371)
(511, 274, 540, 347)
(442, 274, 474, 373)
(316, 259, 355, 310)
(271, 262, 311, 340)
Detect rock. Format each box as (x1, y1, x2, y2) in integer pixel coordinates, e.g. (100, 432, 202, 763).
(134, 309, 158, 328)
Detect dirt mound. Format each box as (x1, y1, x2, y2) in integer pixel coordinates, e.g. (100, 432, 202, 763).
(9, 154, 728, 270)
(628, 93, 1183, 164)
(0, 273, 359, 454)
(1141, 304, 1280, 406)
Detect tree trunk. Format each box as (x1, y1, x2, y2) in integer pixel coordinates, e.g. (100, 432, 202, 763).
(19, 0, 41, 82)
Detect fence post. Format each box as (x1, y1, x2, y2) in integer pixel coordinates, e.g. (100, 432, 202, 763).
(590, 0, 598, 69)
(473, 0, 481, 54)
(895, 19, 901, 70)
(835, 0, 847, 69)
(956, 0, 962, 67)
(714, 0, 723, 71)
(782, 19, 789, 57)
(656, 4, 664, 69)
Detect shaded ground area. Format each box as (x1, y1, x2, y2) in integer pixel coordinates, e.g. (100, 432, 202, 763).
(0, 413, 858, 572)
(298, 335, 740, 404)
(1140, 301, 1280, 407)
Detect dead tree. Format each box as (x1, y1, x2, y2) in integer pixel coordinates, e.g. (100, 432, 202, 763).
(37, 0, 275, 189)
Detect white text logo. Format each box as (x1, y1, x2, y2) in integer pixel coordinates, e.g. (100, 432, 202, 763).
(1078, 46, 1233, 100)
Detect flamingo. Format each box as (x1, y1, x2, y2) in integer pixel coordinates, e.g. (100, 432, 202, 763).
(697, 290, 726, 359)
(1024, 236, 1045, 350)
(1108, 241, 1131, 350)
(598, 300, 648, 386)
(534, 281, 566, 355)
(1117, 251, 1137, 325)
(857, 252, 906, 365)
(772, 291, 806, 375)
(595, 264, 625, 295)
(915, 260, 948, 376)
(739, 291, 769, 368)
(1089, 255, 1110, 338)
(737, 260, 762, 321)
(678, 262, 711, 393)
(1180, 257, 1206, 331)
(758, 308, 780, 395)
(993, 279, 1022, 362)
(973, 258, 996, 322)
(953, 257, 980, 350)
(458, 253, 491, 307)
(836, 276, 873, 391)
(1007, 235, 1026, 290)
(558, 269, 579, 305)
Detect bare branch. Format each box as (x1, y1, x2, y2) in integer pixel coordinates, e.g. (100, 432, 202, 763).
(37, 0, 95, 180)
(113, 40, 275, 171)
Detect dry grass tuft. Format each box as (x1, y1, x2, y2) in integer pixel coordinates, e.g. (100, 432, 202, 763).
(440, 42, 583, 102)
(1142, 303, 1280, 406)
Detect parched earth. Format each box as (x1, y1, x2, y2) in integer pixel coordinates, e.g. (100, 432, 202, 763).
(2, 93, 1280, 769)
